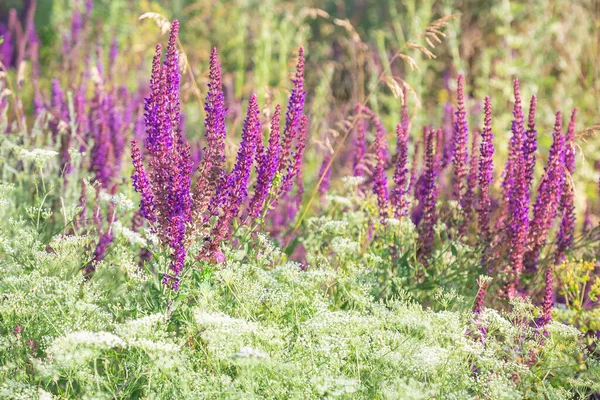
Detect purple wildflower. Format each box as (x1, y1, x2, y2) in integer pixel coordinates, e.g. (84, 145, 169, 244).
(504, 79, 529, 298)
(451, 75, 469, 204)
(248, 105, 281, 219)
(279, 47, 306, 176)
(353, 107, 368, 177)
(441, 103, 455, 169)
(193, 47, 228, 221)
(392, 121, 410, 218)
(84, 231, 114, 276)
(200, 94, 261, 262)
(473, 277, 491, 314)
(318, 153, 332, 203)
(418, 128, 439, 260)
(525, 111, 566, 272)
(362, 105, 389, 223)
(524, 96, 538, 192)
(477, 97, 494, 245)
(555, 109, 578, 264)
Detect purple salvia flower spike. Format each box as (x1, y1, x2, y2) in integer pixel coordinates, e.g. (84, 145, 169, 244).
(540, 266, 554, 329)
(353, 104, 367, 177)
(248, 105, 281, 219)
(478, 96, 494, 246)
(193, 47, 228, 220)
(279, 47, 306, 175)
(392, 120, 410, 218)
(555, 108, 578, 264)
(451, 75, 469, 204)
(418, 127, 439, 260)
(201, 94, 261, 262)
(525, 111, 566, 272)
(524, 95, 538, 192)
(504, 78, 529, 298)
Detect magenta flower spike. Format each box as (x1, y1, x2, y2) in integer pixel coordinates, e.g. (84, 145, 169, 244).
(451, 75, 469, 204)
(418, 127, 439, 259)
(524, 95, 538, 192)
(555, 109, 578, 264)
(279, 47, 306, 176)
(200, 94, 262, 262)
(477, 97, 494, 245)
(131, 20, 192, 289)
(504, 78, 529, 298)
(248, 105, 281, 219)
(525, 111, 566, 272)
(353, 105, 368, 178)
(193, 47, 228, 220)
(392, 120, 410, 218)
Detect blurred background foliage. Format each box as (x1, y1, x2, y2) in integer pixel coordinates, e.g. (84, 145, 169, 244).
(3, 0, 600, 215)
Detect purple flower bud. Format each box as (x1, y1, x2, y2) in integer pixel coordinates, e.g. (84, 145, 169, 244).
(540, 267, 554, 327)
(461, 129, 480, 235)
(352, 107, 368, 178)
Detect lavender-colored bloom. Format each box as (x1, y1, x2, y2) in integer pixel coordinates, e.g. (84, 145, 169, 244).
(477, 96, 494, 245)
(279, 47, 306, 175)
(193, 47, 228, 220)
(525, 112, 566, 272)
(392, 121, 410, 218)
(360, 105, 389, 222)
(201, 95, 261, 261)
(280, 115, 308, 201)
(451, 75, 469, 203)
(248, 105, 281, 218)
(555, 109, 578, 264)
(418, 128, 438, 260)
(71, 7, 82, 48)
(504, 79, 530, 298)
(133, 20, 192, 289)
(524, 96, 537, 192)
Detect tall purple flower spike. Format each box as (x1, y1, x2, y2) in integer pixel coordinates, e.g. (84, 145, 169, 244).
(248, 105, 281, 219)
(461, 129, 480, 235)
(418, 128, 439, 260)
(451, 75, 469, 206)
(392, 120, 410, 218)
(524, 111, 566, 272)
(132, 20, 193, 289)
(555, 109, 577, 264)
(200, 94, 262, 262)
(477, 97, 494, 246)
(504, 79, 530, 299)
(193, 47, 228, 222)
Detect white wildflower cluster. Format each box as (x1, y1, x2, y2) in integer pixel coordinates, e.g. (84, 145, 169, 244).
(324, 194, 354, 208)
(330, 236, 359, 258)
(17, 148, 59, 167)
(314, 375, 359, 398)
(340, 175, 364, 190)
(47, 331, 125, 368)
(111, 220, 147, 246)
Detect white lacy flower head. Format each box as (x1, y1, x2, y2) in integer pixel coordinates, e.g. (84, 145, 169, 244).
(116, 313, 166, 340)
(341, 175, 364, 189)
(330, 236, 359, 257)
(313, 375, 359, 397)
(231, 346, 268, 359)
(111, 220, 147, 246)
(17, 148, 59, 166)
(47, 331, 125, 368)
(325, 195, 354, 208)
